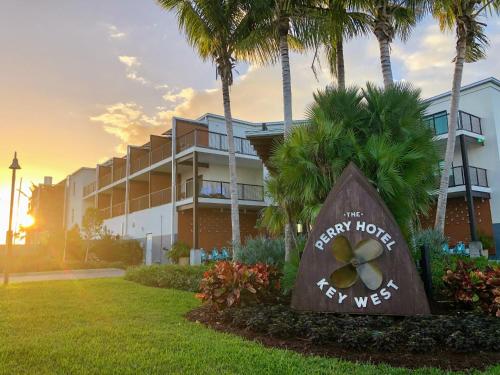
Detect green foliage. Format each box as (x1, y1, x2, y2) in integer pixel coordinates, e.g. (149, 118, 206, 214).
(479, 232, 495, 250)
(263, 84, 439, 238)
(197, 261, 281, 311)
(125, 264, 208, 292)
(443, 260, 500, 317)
(222, 304, 500, 353)
(168, 241, 191, 263)
(91, 235, 143, 265)
(81, 207, 104, 240)
(233, 236, 285, 268)
(281, 235, 306, 295)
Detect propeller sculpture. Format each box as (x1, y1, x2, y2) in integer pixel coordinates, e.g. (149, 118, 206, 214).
(330, 236, 384, 291)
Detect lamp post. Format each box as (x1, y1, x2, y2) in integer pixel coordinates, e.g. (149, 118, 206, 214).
(3, 152, 21, 285)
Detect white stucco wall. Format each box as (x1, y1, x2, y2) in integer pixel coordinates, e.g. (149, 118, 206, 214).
(65, 168, 96, 230)
(425, 82, 500, 224)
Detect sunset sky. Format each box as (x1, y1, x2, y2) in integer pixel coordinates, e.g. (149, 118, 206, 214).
(1, 1, 499, 243)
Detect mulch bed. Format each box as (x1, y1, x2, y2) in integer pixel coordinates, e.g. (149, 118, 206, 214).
(186, 306, 500, 372)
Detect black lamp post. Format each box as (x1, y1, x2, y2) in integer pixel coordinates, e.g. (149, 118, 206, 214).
(3, 152, 21, 285)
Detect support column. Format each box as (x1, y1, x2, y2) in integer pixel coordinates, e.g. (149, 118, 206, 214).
(171, 119, 177, 247)
(124, 146, 131, 237)
(192, 151, 199, 249)
(460, 134, 478, 241)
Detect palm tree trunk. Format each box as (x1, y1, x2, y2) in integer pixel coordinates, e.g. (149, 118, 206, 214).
(377, 36, 393, 88)
(280, 33, 293, 137)
(221, 73, 241, 246)
(434, 35, 467, 234)
(336, 37, 345, 90)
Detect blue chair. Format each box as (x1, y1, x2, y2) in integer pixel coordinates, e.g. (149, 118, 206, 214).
(200, 249, 208, 263)
(211, 248, 220, 262)
(455, 241, 467, 256)
(220, 247, 231, 260)
(442, 243, 451, 254)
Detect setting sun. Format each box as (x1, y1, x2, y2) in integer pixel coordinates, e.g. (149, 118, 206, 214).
(20, 214, 35, 228)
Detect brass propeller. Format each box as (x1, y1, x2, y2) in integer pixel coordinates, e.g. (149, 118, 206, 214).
(330, 236, 384, 291)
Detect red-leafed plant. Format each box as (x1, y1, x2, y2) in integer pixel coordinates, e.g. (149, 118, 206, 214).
(196, 261, 281, 311)
(443, 260, 500, 317)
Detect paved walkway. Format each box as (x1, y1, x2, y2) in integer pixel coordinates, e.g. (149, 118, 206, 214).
(8, 268, 126, 284)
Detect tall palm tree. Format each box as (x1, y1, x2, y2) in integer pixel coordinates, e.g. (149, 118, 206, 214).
(359, 0, 424, 88)
(158, 0, 269, 246)
(311, 0, 370, 89)
(433, 0, 499, 234)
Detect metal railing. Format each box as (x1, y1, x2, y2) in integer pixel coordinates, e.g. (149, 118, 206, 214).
(113, 166, 125, 181)
(151, 188, 171, 207)
(449, 166, 488, 188)
(99, 173, 112, 188)
(151, 143, 171, 164)
(424, 110, 483, 136)
(130, 154, 150, 174)
(176, 129, 257, 156)
(99, 206, 111, 220)
(129, 194, 150, 213)
(83, 181, 96, 196)
(112, 202, 125, 217)
(177, 179, 264, 201)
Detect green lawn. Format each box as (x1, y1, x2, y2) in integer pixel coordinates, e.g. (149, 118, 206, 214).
(0, 279, 497, 375)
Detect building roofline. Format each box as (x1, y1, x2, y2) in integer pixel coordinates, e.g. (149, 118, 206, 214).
(423, 77, 500, 103)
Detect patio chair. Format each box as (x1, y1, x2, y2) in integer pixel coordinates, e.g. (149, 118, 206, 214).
(220, 247, 231, 260)
(211, 248, 220, 262)
(200, 249, 208, 263)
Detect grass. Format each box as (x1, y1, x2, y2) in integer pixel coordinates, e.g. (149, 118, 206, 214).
(0, 279, 498, 375)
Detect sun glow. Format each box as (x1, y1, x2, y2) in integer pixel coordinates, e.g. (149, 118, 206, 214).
(20, 214, 35, 228)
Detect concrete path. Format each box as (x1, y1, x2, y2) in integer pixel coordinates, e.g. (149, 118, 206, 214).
(8, 268, 125, 284)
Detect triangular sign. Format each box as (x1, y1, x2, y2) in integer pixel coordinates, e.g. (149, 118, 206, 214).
(291, 163, 430, 315)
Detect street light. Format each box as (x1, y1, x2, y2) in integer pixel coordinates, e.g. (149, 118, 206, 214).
(3, 152, 21, 285)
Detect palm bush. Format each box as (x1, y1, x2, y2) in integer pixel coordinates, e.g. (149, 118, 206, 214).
(233, 236, 285, 269)
(262, 83, 440, 238)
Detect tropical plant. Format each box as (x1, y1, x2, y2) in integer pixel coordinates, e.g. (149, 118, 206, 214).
(168, 241, 191, 263)
(310, 0, 370, 89)
(233, 236, 285, 268)
(196, 261, 281, 310)
(433, 0, 499, 234)
(158, 0, 271, 245)
(81, 207, 104, 262)
(261, 84, 440, 238)
(443, 260, 500, 317)
(357, 0, 425, 88)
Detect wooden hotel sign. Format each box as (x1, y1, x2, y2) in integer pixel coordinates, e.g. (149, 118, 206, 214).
(291, 163, 430, 315)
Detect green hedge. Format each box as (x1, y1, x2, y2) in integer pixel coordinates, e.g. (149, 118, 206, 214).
(125, 264, 208, 292)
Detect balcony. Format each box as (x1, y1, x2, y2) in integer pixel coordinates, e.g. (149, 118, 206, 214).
(449, 166, 488, 188)
(151, 188, 172, 207)
(424, 111, 482, 136)
(130, 154, 150, 175)
(99, 173, 112, 188)
(113, 166, 126, 182)
(129, 194, 150, 213)
(112, 202, 125, 217)
(176, 129, 257, 156)
(83, 181, 96, 197)
(151, 143, 172, 164)
(99, 206, 111, 220)
(177, 179, 264, 202)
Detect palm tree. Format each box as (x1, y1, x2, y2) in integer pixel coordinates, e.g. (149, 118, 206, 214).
(433, 0, 499, 234)
(158, 0, 269, 246)
(359, 0, 424, 88)
(263, 84, 439, 238)
(311, 0, 370, 89)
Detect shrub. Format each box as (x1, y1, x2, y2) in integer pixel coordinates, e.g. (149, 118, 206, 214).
(168, 241, 191, 263)
(125, 264, 208, 292)
(218, 304, 500, 353)
(233, 237, 285, 268)
(443, 260, 500, 317)
(196, 261, 281, 311)
(91, 236, 143, 265)
(281, 235, 306, 295)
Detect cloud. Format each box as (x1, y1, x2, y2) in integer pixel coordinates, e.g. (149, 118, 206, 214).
(107, 25, 126, 40)
(118, 56, 149, 85)
(162, 88, 195, 103)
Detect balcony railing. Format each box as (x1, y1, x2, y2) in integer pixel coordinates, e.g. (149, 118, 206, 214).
(130, 154, 150, 174)
(449, 166, 488, 188)
(83, 181, 96, 196)
(151, 188, 172, 207)
(129, 194, 150, 213)
(176, 129, 257, 156)
(99, 206, 111, 220)
(99, 173, 112, 188)
(177, 179, 264, 202)
(112, 202, 125, 217)
(424, 111, 482, 136)
(151, 143, 172, 164)
(113, 166, 125, 181)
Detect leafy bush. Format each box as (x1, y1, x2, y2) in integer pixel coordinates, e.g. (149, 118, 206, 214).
(168, 241, 191, 263)
(281, 235, 306, 295)
(196, 261, 281, 311)
(125, 264, 208, 292)
(91, 236, 143, 265)
(443, 260, 500, 317)
(219, 304, 500, 353)
(233, 237, 285, 268)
